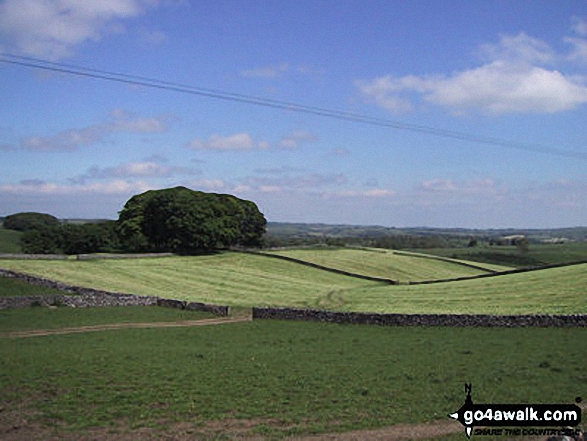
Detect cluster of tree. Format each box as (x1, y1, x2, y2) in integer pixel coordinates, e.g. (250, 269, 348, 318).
(3, 212, 60, 232)
(117, 187, 266, 253)
(3, 187, 267, 255)
(17, 221, 120, 254)
(262, 233, 451, 250)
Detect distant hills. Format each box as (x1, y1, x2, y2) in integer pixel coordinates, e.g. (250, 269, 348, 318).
(265, 222, 587, 242)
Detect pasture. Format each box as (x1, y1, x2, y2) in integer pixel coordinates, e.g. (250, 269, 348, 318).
(0, 227, 22, 253)
(267, 247, 512, 281)
(1, 314, 586, 438)
(1, 248, 586, 439)
(0, 305, 214, 333)
(2, 251, 586, 314)
(419, 242, 587, 267)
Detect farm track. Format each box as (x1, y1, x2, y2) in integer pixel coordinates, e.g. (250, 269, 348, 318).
(0, 316, 251, 339)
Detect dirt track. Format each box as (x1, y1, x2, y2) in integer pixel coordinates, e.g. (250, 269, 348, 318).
(0, 316, 251, 339)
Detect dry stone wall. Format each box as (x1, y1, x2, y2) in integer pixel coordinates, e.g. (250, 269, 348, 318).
(253, 307, 587, 327)
(0, 268, 230, 316)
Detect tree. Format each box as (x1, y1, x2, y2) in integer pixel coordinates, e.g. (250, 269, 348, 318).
(117, 187, 266, 253)
(3, 212, 60, 232)
(20, 225, 62, 254)
(60, 222, 120, 254)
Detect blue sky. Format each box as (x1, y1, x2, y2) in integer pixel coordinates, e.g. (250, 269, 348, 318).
(1, 0, 586, 228)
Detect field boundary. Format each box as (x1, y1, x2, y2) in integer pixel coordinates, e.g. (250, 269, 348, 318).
(392, 250, 501, 272)
(0, 268, 230, 316)
(234, 249, 399, 284)
(408, 259, 587, 285)
(253, 307, 587, 327)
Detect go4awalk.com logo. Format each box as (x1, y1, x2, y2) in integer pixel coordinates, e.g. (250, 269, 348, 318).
(449, 384, 583, 438)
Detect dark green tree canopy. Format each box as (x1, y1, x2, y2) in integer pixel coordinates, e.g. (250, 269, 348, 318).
(3, 212, 60, 232)
(117, 187, 266, 253)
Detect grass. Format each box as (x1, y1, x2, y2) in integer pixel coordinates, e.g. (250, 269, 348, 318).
(0, 227, 22, 253)
(0, 252, 380, 308)
(2, 252, 585, 314)
(0, 275, 66, 297)
(418, 242, 587, 267)
(326, 263, 587, 314)
(1, 318, 585, 437)
(267, 247, 511, 282)
(0, 306, 215, 333)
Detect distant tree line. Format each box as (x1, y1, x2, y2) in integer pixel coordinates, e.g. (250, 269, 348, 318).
(262, 234, 451, 250)
(3, 187, 266, 255)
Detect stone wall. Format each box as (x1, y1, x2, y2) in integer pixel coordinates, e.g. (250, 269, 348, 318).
(0, 293, 157, 309)
(235, 249, 398, 285)
(0, 268, 230, 316)
(0, 254, 68, 260)
(408, 260, 587, 285)
(76, 253, 175, 260)
(252, 307, 587, 327)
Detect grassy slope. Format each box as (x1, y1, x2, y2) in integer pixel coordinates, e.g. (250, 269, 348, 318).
(267, 247, 511, 282)
(0, 253, 380, 308)
(0, 227, 22, 253)
(0, 306, 214, 332)
(0, 275, 65, 296)
(1, 319, 585, 436)
(1, 252, 585, 314)
(419, 242, 587, 267)
(335, 263, 587, 314)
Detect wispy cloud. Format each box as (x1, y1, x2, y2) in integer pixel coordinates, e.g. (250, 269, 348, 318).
(0, 0, 163, 60)
(69, 159, 198, 185)
(241, 63, 325, 79)
(244, 173, 347, 190)
(357, 23, 587, 115)
(0, 179, 152, 196)
(21, 110, 173, 152)
(186, 131, 318, 151)
(186, 133, 268, 151)
(241, 63, 290, 79)
(278, 131, 318, 149)
(0, 143, 17, 151)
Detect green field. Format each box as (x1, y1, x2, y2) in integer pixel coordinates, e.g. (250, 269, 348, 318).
(1, 315, 585, 438)
(267, 247, 511, 281)
(0, 275, 66, 297)
(1, 252, 585, 314)
(1, 247, 586, 439)
(0, 253, 380, 307)
(0, 305, 214, 333)
(419, 242, 587, 267)
(0, 227, 22, 253)
(331, 263, 587, 314)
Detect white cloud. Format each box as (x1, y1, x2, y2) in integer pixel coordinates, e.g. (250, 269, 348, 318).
(70, 160, 198, 184)
(187, 131, 318, 151)
(244, 173, 347, 189)
(0, 179, 152, 195)
(572, 17, 587, 36)
(21, 111, 172, 151)
(357, 26, 587, 115)
(278, 131, 319, 149)
(565, 37, 587, 63)
(478, 32, 555, 64)
(241, 63, 290, 79)
(325, 188, 396, 198)
(189, 178, 226, 191)
(358, 62, 587, 115)
(241, 63, 324, 79)
(0, 0, 160, 60)
(186, 133, 262, 151)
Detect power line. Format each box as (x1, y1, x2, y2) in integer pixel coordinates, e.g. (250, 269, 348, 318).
(0, 53, 584, 159)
